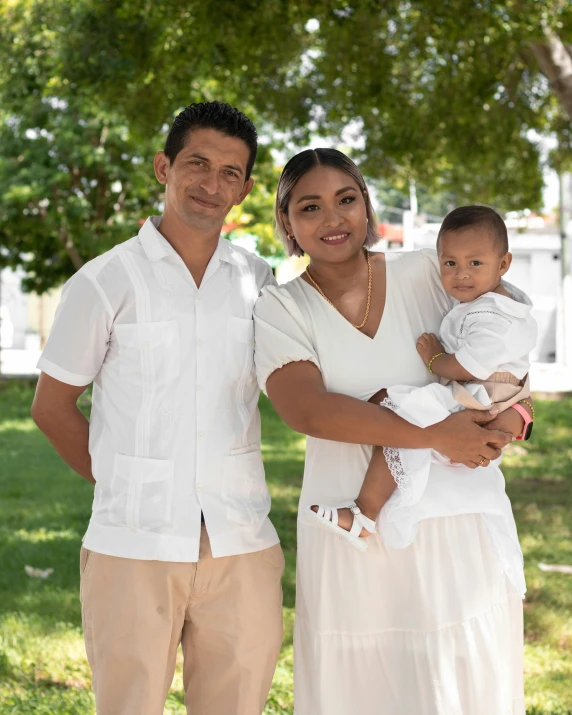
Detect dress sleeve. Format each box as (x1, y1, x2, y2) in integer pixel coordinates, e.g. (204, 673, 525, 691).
(420, 248, 455, 316)
(254, 284, 320, 395)
(455, 312, 536, 380)
(37, 271, 113, 386)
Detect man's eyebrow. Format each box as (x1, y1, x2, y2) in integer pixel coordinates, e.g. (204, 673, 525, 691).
(188, 153, 210, 163)
(188, 153, 244, 175)
(296, 186, 357, 204)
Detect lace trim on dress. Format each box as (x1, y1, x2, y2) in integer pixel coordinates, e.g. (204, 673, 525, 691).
(380, 396, 414, 506)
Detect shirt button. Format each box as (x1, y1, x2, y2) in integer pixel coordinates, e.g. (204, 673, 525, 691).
(141, 343, 149, 349)
(197, 484, 202, 490)
(198, 432, 204, 439)
(197, 339, 203, 348)
(197, 384, 204, 392)
(130, 527, 136, 533)
(196, 294, 201, 301)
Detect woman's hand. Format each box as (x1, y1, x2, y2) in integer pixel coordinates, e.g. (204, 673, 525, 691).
(416, 332, 446, 366)
(426, 409, 513, 468)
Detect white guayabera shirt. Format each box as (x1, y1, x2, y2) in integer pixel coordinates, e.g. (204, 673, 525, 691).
(38, 216, 279, 562)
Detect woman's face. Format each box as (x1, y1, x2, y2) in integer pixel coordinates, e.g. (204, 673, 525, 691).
(282, 165, 368, 264)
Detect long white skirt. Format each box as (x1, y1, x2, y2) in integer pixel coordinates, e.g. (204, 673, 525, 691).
(294, 511, 524, 715)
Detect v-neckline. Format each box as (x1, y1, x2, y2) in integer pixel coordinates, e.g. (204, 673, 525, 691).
(299, 252, 389, 342)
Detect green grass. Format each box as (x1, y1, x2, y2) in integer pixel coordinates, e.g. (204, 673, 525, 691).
(0, 380, 570, 713)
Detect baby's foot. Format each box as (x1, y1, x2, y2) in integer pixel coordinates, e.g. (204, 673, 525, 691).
(310, 503, 376, 538)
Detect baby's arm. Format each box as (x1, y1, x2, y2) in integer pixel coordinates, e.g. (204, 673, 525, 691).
(416, 332, 476, 381)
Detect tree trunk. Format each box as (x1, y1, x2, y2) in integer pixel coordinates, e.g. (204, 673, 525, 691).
(533, 32, 572, 121)
(58, 229, 84, 272)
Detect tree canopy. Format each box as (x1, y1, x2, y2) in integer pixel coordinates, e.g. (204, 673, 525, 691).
(2, 0, 572, 289)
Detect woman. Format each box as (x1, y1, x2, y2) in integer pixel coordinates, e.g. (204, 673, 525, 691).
(253, 149, 530, 714)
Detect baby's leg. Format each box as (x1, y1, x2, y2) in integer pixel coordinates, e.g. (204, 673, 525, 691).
(356, 446, 398, 522)
(311, 446, 397, 538)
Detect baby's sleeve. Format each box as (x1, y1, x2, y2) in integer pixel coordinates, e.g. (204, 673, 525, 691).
(455, 311, 536, 380)
(254, 285, 320, 395)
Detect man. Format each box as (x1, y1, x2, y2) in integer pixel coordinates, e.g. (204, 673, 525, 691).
(31, 102, 284, 715)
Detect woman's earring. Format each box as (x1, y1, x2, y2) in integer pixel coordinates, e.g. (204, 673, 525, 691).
(287, 234, 294, 241)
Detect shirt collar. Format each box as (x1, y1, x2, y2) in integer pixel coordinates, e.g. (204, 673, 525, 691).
(139, 216, 246, 266)
(483, 283, 533, 317)
(138, 216, 178, 262)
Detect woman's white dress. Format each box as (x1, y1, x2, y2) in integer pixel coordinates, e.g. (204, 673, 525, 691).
(254, 249, 525, 715)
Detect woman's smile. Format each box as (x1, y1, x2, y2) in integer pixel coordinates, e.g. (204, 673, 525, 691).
(320, 231, 350, 245)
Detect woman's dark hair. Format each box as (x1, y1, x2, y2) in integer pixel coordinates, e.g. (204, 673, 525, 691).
(437, 205, 508, 254)
(275, 148, 379, 257)
(163, 101, 258, 179)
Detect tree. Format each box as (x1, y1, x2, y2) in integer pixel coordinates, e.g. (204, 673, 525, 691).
(0, 1, 160, 292)
(4, 0, 572, 289)
(224, 145, 285, 261)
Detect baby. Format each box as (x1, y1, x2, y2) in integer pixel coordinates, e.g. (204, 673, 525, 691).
(310, 206, 537, 568)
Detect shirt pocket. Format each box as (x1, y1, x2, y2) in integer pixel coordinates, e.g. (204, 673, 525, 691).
(109, 454, 175, 532)
(226, 317, 254, 381)
(222, 449, 271, 526)
(114, 320, 180, 387)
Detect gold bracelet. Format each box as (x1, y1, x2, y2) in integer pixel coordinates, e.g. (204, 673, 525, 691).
(428, 352, 446, 374)
(518, 399, 535, 420)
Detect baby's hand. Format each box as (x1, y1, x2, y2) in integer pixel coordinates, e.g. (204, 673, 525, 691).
(416, 332, 445, 365)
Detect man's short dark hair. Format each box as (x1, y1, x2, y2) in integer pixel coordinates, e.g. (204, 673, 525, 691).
(164, 101, 258, 179)
(437, 205, 509, 254)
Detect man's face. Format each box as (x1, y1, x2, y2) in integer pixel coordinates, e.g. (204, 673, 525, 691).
(154, 128, 254, 233)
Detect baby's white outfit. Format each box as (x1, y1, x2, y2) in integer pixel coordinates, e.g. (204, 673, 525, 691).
(379, 286, 537, 597)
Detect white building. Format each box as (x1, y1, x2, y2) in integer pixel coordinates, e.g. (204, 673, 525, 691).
(0, 267, 62, 375)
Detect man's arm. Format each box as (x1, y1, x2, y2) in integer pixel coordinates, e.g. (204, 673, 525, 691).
(31, 372, 94, 484)
(266, 361, 513, 468)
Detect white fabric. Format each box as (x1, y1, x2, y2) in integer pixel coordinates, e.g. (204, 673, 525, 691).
(38, 216, 279, 562)
(378, 386, 526, 596)
(439, 289, 537, 380)
(374, 287, 536, 596)
(254, 248, 524, 714)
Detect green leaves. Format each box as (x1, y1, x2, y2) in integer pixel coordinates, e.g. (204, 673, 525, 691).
(2, 0, 572, 289)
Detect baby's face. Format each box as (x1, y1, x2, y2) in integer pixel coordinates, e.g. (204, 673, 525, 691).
(438, 228, 512, 303)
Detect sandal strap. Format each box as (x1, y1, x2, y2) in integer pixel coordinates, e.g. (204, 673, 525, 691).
(348, 502, 377, 534)
(348, 516, 363, 538)
(311, 502, 376, 536)
(355, 512, 377, 533)
(316, 505, 337, 527)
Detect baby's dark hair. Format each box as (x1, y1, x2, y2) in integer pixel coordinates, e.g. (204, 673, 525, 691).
(437, 205, 509, 254)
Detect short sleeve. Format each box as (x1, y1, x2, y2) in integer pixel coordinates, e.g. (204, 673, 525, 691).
(253, 256, 278, 292)
(455, 313, 536, 380)
(37, 271, 113, 386)
(420, 248, 455, 315)
(254, 284, 320, 395)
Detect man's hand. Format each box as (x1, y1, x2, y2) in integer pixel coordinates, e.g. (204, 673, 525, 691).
(426, 409, 513, 468)
(416, 332, 446, 366)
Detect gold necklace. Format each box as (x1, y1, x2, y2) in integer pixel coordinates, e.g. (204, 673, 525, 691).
(305, 249, 372, 330)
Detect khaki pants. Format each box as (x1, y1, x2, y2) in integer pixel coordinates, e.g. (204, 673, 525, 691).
(80, 526, 284, 715)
